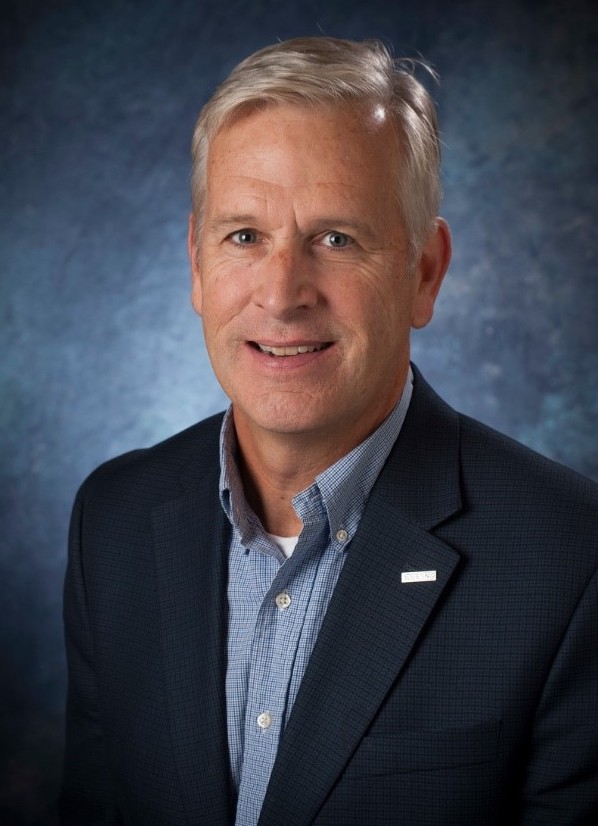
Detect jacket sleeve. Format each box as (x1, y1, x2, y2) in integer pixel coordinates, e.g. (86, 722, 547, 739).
(520, 567, 598, 824)
(59, 479, 123, 825)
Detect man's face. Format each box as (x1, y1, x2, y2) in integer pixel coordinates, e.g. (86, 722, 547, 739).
(190, 103, 448, 455)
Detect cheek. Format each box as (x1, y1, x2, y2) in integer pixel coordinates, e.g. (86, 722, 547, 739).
(333, 274, 408, 339)
(200, 266, 254, 330)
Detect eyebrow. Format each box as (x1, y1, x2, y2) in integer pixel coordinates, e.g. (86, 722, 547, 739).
(311, 216, 378, 239)
(206, 215, 260, 233)
(206, 214, 378, 239)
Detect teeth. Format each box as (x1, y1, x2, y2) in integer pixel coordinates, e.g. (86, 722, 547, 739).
(257, 343, 327, 356)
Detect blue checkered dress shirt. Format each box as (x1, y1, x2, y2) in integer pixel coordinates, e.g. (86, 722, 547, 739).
(219, 369, 413, 825)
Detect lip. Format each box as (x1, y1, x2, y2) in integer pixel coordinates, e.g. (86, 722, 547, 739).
(245, 340, 335, 370)
(252, 340, 331, 356)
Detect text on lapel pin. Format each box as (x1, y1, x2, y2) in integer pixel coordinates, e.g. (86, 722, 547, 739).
(401, 570, 437, 583)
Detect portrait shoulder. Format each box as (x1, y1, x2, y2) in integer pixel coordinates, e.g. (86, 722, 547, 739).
(76, 412, 225, 512)
(456, 410, 598, 555)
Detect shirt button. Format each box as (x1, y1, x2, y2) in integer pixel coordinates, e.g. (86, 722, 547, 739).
(275, 592, 292, 610)
(257, 712, 272, 730)
(336, 528, 348, 543)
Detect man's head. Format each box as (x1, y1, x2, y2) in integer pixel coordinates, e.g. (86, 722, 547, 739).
(191, 36, 442, 260)
(187, 37, 451, 464)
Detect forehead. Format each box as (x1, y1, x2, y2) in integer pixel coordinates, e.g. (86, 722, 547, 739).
(205, 102, 401, 197)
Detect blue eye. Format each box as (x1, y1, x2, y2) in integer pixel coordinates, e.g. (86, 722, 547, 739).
(324, 231, 352, 248)
(231, 229, 257, 244)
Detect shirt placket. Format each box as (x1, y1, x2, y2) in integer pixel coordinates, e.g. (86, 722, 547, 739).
(236, 550, 317, 824)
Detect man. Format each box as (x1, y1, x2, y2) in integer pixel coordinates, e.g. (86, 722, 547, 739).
(60, 37, 598, 824)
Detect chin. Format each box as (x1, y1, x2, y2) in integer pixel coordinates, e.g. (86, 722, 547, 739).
(234, 397, 331, 436)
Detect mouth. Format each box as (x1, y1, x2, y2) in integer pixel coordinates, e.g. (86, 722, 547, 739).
(251, 342, 331, 357)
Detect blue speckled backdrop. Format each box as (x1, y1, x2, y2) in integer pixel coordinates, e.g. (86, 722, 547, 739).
(1, 0, 596, 820)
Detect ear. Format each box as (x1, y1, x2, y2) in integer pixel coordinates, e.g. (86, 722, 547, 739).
(188, 213, 203, 316)
(411, 218, 452, 329)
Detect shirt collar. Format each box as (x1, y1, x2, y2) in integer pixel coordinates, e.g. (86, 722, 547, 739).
(219, 366, 413, 548)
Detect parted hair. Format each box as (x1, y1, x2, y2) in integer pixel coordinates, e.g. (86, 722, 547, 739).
(191, 36, 441, 255)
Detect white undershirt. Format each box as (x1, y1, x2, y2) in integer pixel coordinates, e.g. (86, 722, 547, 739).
(266, 533, 300, 558)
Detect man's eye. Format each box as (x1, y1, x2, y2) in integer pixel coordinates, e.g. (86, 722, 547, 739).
(322, 231, 353, 248)
(230, 229, 258, 245)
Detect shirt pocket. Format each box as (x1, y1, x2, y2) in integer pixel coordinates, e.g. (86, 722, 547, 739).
(343, 718, 502, 777)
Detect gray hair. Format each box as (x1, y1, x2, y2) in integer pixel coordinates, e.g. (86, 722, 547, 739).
(191, 36, 441, 256)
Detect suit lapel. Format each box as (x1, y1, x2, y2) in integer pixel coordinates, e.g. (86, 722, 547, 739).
(259, 369, 465, 825)
(152, 443, 235, 823)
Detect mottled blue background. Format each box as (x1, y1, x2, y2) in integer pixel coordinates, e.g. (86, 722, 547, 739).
(1, 0, 597, 821)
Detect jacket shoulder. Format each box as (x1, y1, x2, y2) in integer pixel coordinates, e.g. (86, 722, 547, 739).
(411, 365, 597, 504)
(78, 412, 225, 508)
(408, 367, 598, 553)
(457, 409, 598, 507)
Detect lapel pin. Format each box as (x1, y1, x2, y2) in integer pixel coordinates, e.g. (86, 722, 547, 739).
(401, 570, 437, 583)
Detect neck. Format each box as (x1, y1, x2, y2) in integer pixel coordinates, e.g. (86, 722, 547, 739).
(236, 433, 333, 536)
(232, 410, 392, 536)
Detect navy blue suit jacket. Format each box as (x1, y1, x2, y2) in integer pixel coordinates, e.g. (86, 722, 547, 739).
(60, 367, 598, 824)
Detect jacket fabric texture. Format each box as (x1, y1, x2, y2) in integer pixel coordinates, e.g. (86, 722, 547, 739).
(60, 366, 598, 824)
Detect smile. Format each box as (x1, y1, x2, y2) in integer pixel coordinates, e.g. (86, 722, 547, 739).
(254, 342, 330, 357)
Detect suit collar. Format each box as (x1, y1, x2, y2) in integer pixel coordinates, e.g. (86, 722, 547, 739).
(375, 364, 463, 529)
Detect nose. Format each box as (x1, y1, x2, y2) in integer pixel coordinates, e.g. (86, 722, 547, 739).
(252, 244, 318, 320)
